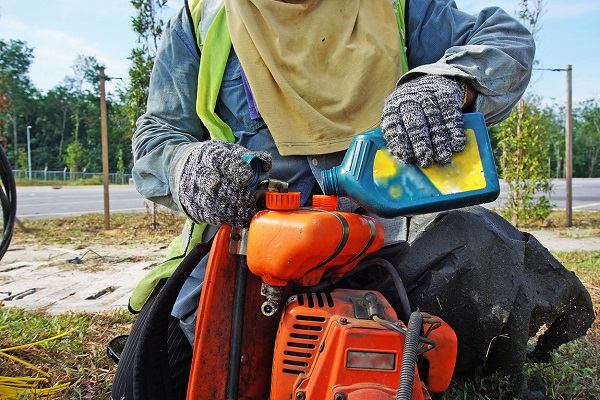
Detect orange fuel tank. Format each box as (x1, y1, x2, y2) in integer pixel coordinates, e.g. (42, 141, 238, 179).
(246, 194, 385, 287)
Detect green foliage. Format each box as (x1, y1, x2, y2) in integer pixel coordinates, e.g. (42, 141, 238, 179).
(116, 147, 125, 182)
(16, 147, 28, 179)
(124, 47, 154, 132)
(63, 140, 86, 173)
(123, 0, 167, 134)
(496, 100, 553, 227)
(517, 0, 546, 37)
(0, 39, 37, 169)
(574, 99, 600, 177)
(0, 308, 136, 399)
(540, 103, 565, 178)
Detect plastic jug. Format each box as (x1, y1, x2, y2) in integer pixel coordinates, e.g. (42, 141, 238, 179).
(321, 112, 500, 217)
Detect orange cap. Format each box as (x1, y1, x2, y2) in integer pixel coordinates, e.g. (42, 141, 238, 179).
(265, 192, 301, 210)
(312, 195, 338, 211)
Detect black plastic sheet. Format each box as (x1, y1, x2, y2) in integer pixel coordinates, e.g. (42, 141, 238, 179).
(358, 206, 594, 378)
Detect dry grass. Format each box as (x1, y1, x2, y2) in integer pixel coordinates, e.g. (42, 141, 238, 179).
(11, 210, 187, 247)
(0, 308, 135, 399)
(519, 210, 600, 236)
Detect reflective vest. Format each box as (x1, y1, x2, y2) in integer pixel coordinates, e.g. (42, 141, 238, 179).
(129, 0, 408, 312)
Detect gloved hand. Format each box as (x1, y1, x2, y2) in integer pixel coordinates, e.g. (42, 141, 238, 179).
(381, 75, 467, 168)
(178, 140, 272, 228)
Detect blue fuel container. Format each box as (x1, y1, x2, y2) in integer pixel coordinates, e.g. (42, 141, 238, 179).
(321, 112, 500, 217)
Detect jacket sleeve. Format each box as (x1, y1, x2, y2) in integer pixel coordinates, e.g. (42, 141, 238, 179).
(131, 6, 206, 211)
(403, 0, 535, 125)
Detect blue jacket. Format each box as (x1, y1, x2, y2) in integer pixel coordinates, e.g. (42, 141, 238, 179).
(132, 0, 535, 215)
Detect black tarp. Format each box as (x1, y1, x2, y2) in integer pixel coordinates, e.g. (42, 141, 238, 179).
(357, 206, 595, 378)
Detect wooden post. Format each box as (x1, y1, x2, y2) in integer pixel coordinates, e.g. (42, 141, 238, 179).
(99, 67, 110, 230)
(565, 65, 573, 227)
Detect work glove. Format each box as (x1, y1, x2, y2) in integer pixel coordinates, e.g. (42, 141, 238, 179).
(381, 75, 467, 168)
(178, 140, 272, 228)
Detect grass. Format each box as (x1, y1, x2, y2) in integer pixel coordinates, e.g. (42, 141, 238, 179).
(519, 210, 600, 236)
(11, 209, 187, 247)
(0, 309, 135, 399)
(14, 177, 121, 187)
(1, 210, 599, 399)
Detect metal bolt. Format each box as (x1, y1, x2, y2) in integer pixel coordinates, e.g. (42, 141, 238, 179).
(334, 392, 346, 400)
(231, 232, 241, 241)
(240, 353, 249, 365)
(340, 317, 348, 325)
(296, 392, 306, 400)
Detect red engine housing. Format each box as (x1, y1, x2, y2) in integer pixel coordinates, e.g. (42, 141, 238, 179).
(270, 289, 456, 400)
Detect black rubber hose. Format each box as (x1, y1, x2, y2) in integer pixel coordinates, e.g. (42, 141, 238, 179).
(0, 146, 16, 261)
(396, 310, 423, 400)
(360, 259, 412, 325)
(373, 316, 436, 348)
(226, 255, 248, 400)
(302, 258, 412, 324)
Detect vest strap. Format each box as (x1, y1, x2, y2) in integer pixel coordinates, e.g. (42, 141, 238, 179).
(195, 5, 235, 143)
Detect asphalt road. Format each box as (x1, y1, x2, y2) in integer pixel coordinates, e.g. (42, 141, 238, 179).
(486, 178, 600, 212)
(15, 185, 153, 220)
(12, 178, 600, 220)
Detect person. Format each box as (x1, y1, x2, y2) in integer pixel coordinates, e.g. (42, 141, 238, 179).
(111, 0, 546, 398)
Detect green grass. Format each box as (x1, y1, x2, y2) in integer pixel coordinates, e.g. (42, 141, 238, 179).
(0, 308, 136, 399)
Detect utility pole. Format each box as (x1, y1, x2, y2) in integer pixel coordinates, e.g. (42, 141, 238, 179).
(99, 67, 110, 230)
(26, 125, 32, 180)
(565, 65, 573, 227)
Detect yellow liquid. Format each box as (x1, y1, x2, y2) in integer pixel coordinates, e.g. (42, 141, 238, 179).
(373, 129, 486, 196)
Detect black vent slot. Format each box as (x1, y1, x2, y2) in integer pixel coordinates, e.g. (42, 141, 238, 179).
(296, 315, 326, 322)
(293, 324, 322, 331)
(287, 342, 316, 349)
(282, 368, 304, 375)
(283, 359, 309, 367)
(290, 333, 319, 340)
(284, 350, 312, 358)
(307, 294, 314, 308)
(296, 292, 336, 308)
(325, 292, 334, 307)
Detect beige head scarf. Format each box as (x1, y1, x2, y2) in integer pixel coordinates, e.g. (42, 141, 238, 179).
(225, 0, 403, 155)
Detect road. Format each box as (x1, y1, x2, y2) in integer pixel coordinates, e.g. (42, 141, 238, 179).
(486, 178, 600, 211)
(15, 185, 153, 220)
(12, 178, 600, 220)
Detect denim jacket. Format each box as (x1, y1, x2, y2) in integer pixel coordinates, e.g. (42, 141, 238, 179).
(132, 0, 535, 217)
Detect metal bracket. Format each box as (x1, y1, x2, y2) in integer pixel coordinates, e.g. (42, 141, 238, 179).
(229, 227, 249, 255)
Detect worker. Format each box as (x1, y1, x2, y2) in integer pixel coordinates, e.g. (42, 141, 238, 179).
(112, 0, 536, 398)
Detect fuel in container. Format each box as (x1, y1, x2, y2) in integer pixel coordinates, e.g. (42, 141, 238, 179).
(321, 112, 500, 217)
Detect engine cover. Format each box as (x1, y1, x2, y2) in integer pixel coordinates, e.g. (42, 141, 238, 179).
(270, 289, 427, 400)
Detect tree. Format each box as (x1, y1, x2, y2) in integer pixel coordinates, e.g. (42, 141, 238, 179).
(123, 0, 167, 134)
(37, 86, 76, 164)
(541, 103, 565, 179)
(495, 0, 551, 227)
(64, 55, 103, 142)
(17, 146, 28, 178)
(574, 99, 600, 177)
(497, 99, 553, 226)
(0, 39, 37, 169)
(63, 140, 86, 177)
(0, 93, 9, 148)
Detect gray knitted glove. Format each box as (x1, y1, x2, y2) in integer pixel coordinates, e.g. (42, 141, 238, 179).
(381, 75, 467, 168)
(178, 140, 272, 228)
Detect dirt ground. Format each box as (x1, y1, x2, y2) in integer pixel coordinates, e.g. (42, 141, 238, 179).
(0, 242, 166, 312)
